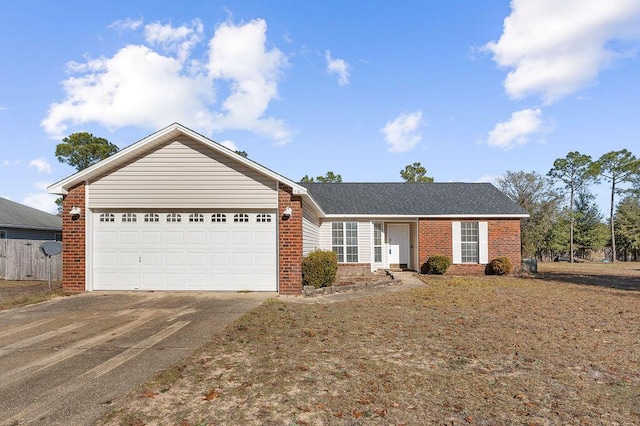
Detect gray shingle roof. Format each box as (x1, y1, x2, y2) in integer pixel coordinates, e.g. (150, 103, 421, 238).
(301, 183, 527, 216)
(0, 197, 62, 231)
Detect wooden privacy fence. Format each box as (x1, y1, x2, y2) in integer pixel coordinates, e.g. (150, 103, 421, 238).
(0, 239, 62, 281)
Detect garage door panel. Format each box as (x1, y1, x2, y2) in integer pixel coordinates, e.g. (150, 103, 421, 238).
(120, 232, 139, 245)
(142, 231, 162, 245)
(93, 211, 276, 291)
(187, 252, 207, 266)
(232, 231, 252, 245)
(165, 252, 184, 265)
(187, 232, 206, 245)
(164, 232, 184, 245)
(121, 252, 140, 266)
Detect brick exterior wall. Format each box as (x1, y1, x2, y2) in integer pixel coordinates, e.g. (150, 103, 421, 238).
(278, 184, 303, 295)
(61, 183, 86, 293)
(418, 218, 522, 275)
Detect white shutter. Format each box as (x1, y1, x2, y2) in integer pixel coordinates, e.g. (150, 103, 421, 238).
(479, 221, 488, 264)
(452, 222, 461, 264)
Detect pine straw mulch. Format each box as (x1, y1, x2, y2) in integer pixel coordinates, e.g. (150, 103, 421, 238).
(98, 262, 640, 426)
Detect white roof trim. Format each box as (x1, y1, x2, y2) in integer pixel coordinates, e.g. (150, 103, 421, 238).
(323, 214, 529, 219)
(47, 123, 308, 198)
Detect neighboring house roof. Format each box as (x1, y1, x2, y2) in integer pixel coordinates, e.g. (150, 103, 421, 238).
(0, 197, 62, 231)
(301, 182, 528, 217)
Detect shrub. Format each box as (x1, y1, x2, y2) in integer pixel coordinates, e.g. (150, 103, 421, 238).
(302, 249, 338, 288)
(489, 257, 513, 275)
(424, 255, 451, 275)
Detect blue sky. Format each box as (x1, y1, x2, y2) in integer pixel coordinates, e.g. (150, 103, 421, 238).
(1, 0, 639, 214)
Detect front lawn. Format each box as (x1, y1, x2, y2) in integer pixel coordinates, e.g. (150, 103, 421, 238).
(100, 263, 640, 425)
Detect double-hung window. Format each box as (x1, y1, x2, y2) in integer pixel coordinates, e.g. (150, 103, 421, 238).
(460, 222, 479, 263)
(373, 222, 383, 263)
(332, 222, 358, 263)
(453, 221, 488, 264)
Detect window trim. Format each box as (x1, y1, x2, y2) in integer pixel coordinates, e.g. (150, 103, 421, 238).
(189, 213, 205, 223)
(452, 221, 488, 264)
(121, 213, 137, 223)
(144, 213, 160, 223)
(212, 213, 227, 223)
(99, 213, 115, 223)
(234, 213, 249, 223)
(166, 213, 182, 223)
(372, 222, 383, 264)
(332, 221, 359, 263)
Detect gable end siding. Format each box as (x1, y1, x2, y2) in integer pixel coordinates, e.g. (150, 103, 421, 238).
(88, 138, 277, 209)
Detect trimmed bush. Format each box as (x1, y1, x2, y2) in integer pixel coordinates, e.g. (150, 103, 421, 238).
(302, 249, 338, 288)
(489, 257, 512, 275)
(424, 255, 451, 275)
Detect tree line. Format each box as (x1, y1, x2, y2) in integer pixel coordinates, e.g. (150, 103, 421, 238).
(497, 150, 640, 263)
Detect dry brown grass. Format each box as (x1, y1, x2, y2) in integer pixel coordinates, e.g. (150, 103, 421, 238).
(0, 279, 63, 310)
(99, 262, 640, 425)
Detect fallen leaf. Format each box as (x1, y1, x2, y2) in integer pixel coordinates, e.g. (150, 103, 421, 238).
(316, 403, 326, 409)
(333, 412, 343, 418)
(298, 405, 312, 412)
(374, 408, 388, 417)
(138, 391, 157, 399)
(203, 389, 221, 400)
(352, 409, 364, 419)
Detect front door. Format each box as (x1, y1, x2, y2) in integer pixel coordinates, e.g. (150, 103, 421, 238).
(388, 224, 409, 268)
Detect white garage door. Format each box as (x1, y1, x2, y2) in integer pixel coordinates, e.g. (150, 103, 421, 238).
(92, 212, 277, 291)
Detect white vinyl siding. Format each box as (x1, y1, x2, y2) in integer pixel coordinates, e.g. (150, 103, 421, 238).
(410, 221, 418, 270)
(88, 138, 277, 209)
(452, 221, 488, 264)
(302, 203, 320, 256)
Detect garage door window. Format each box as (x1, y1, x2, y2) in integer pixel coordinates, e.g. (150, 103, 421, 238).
(167, 213, 182, 223)
(256, 214, 272, 223)
(189, 213, 204, 223)
(212, 213, 227, 223)
(144, 213, 159, 223)
(122, 213, 137, 223)
(99, 213, 115, 223)
(234, 213, 249, 223)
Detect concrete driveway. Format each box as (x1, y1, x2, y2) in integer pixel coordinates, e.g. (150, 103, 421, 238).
(0, 291, 274, 425)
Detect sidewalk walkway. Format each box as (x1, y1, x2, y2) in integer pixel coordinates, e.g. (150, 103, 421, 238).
(281, 271, 426, 304)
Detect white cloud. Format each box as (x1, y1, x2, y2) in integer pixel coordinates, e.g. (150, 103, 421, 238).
(28, 158, 52, 173)
(109, 17, 143, 32)
(219, 140, 238, 151)
(476, 174, 498, 184)
(325, 50, 350, 86)
(42, 18, 290, 144)
(381, 111, 424, 153)
(1, 160, 9, 166)
(144, 19, 203, 63)
(484, 0, 640, 103)
(21, 192, 58, 214)
(207, 19, 290, 143)
(487, 108, 545, 149)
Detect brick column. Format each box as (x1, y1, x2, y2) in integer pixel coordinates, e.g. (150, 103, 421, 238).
(278, 183, 303, 295)
(61, 183, 86, 293)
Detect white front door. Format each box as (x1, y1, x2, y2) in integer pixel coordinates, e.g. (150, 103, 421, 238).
(388, 224, 409, 267)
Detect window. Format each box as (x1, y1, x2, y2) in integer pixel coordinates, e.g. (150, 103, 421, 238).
(144, 213, 159, 223)
(122, 213, 137, 223)
(256, 214, 272, 223)
(189, 213, 204, 223)
(212, 213, 227, 223)
(99, 213, 115, 223)
(373, 222, 383, 263)
(460, 222, 479, 263)
(166, 213, 182, 223)
(332, 222, 358, 263)
(234, 213, 249, 223)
